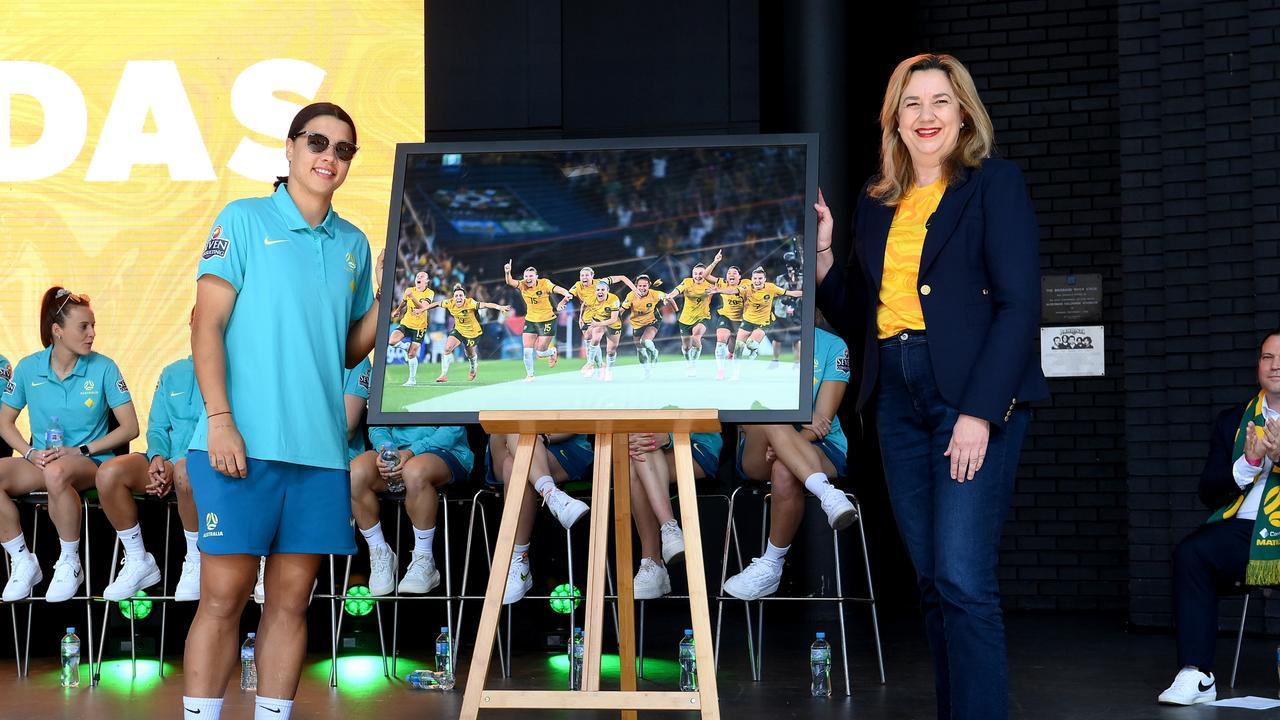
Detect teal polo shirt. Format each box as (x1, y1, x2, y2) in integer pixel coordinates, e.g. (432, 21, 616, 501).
(147, 356, 204, 464)
(344, 357, 372, 461)
(0, 355, 11, 390)
(367, 425, 474, 474)
(813, 328, 850, 457)
(1, 347, 133, 463)
(189, 184, 374, 470)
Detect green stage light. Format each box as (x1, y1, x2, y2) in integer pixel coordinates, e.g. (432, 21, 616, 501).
(549, 583, 581, 614)
(547, 653, 681, 684)
(117, 590, 152, 620)
(344, 585, 375, 617)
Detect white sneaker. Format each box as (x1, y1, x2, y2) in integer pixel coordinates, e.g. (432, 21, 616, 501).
(1158, 668, 1216, 705)
(660, 522, 685, 565)
(45, 555, 84, 603)
(819, 489, 857, 531)
(368, 545, 398, 596)
(2, 555, 42, 602)
(633, 558, 671, 600)
(174, 555, 201, 601)
(397, 551, 440, 594)
(722, 557, 782, 601)
(545, 488, 590, 529)
(402, 378, 417, 387)
(103, 552, 163, 601)
(253, 557, 266, 604)
(503, 553, 533, 605)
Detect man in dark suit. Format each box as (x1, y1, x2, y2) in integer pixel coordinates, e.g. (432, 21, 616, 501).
(1159, 330, 1280, 705)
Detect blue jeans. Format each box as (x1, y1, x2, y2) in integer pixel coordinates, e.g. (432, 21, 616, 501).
(876, 334, 1030, 720)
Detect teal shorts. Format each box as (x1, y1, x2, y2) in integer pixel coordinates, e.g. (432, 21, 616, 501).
(187, 450, 356, 556)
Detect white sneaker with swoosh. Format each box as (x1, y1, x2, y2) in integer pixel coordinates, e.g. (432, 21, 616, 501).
(503, 552, 533, 605)
(1157, 667, 1216, 705)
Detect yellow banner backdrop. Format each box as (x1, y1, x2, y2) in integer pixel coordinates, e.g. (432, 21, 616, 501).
(0, 3, 424, 443)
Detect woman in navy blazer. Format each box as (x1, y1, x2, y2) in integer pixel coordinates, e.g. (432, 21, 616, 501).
(815, 54, 1048, 720)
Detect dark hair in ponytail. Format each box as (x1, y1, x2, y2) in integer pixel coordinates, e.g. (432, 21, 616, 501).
(274, 102, 358, 189)
(39, 286, 90, 348)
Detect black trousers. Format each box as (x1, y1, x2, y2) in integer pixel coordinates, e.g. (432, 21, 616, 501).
(1173, 519, 1252, 672)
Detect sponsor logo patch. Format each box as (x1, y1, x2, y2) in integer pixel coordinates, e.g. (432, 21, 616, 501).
(202, 225, 229, 259)
(835, 348, 851, 374)
(116, 378, 129, 394)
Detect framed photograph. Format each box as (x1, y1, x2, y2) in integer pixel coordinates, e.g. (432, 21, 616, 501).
(368, 134, 819, 425)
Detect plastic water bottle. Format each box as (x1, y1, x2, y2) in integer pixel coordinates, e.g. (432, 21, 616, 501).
(810, 632, 832, 697)
(379, 443, 400, 469)
(678, 629, 697, 691)
(406, 669, 446, 689)
(60, 627, 80, 688)
(46, 417, 64, 449)
(240, 632, 257, 691)
(570, 627, 585, 690)
(435, 627, 454, 688)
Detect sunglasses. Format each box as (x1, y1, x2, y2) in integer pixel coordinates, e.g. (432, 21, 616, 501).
(291, 131, 359, 162)
(54, 288, 90, 315)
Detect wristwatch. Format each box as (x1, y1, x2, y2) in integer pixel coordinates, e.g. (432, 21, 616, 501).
(79, 445, 91, 457)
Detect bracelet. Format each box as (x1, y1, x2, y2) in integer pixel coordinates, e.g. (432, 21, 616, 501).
(208, 411, 231, 420)
(23, 448, 35, 462)
(1246, 455, 1263, 467)
(817, 245, 833, 253)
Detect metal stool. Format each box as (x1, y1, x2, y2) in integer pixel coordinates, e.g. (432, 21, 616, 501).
(717, 484, 885, 695)
(7, 492, 97, 679)
(1230, 586, 1276, 688)
(92, 492, 179, 685)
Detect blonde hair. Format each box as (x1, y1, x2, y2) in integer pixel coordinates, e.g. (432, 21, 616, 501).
(869, 54, 994, 206)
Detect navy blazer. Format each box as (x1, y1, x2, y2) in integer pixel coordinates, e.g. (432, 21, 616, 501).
(1200, 404, 1249, 512)
(817, 157, 1049, 426)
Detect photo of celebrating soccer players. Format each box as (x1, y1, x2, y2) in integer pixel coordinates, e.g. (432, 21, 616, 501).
(374, 138, 815, 420)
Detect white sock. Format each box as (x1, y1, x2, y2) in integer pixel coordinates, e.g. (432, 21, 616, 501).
(118, 524, 146, 559)
(661, 519, 679, 531)
(408, 356, 418, 380)
(715, 342, 728, 370)
(533, 475, 555, 496)
(468, 355, 478, 372)
(360, 522, 388, 550)
(513, 542, 530, 559)
(441, 352, 452, 375)
(254, 695, 293, 720)
(413, 526, 435, 557)
(183, 696, 223, 720)
(1, 534, 30, 561)
(184, 530, 199, 559)
(762, 541, 789, 564)
(643, 339, 657, 359)
(59, 537, 80, 561)
(606, 351, 616, 368)
(803, 472, 835, 498)
(523, 348, 535, 375)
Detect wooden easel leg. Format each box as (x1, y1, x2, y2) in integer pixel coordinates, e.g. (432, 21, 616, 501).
(612, 434, 638, 720)
(673, 434, 721, 720)
(460, 434, 537, 720)
(582, 434, 615, 691)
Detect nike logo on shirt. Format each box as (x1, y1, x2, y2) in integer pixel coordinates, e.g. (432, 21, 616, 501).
(264, 237, 289, 246)
(31, 382, 44, 387)
(170, 391, 186, 397)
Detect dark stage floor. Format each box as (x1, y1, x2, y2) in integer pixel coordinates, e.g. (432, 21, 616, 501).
(4, 613, 1280, 719)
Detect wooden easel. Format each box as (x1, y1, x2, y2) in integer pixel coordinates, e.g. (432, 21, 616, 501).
(460, 410, 722, 718)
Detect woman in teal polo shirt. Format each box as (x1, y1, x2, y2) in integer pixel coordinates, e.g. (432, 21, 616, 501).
(181, 102, 382, 720)
(0, 288, 139, 603)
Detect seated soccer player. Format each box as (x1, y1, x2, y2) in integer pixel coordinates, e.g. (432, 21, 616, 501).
(722, 325, 856, 601)
(487, 433, 592, 603)
(97, 350, 205, 601)
(627, 431, 723, 598)
(351, 424, 473, 595)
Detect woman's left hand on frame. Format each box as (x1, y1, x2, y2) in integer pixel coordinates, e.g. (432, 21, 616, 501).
(945, 413, 990, 482)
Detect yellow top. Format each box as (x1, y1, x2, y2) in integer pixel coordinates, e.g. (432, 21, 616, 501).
(877, 178, 945, 338)
(398, 287, 436, 330)
(569, 280, 604, 317)
(519, 278, 558, 322)
(675, 277, 715, 324)
(585, 293, 623, 331)
(715, 279, 744, 321)
(740, 282, 786, 325)
(623, 289, 666, 328)
(444, 298, 483, 338)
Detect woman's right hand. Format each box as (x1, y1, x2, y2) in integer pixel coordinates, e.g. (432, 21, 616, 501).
(814, 188, 833, 251)
(207, 416, 248, 478)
